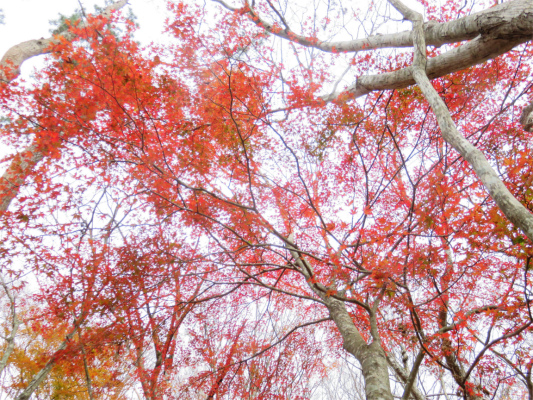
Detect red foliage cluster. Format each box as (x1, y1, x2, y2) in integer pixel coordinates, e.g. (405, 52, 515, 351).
(0, 1, 532, 399)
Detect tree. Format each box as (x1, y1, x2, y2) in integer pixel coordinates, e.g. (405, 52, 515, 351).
(0, 0, 532, 399)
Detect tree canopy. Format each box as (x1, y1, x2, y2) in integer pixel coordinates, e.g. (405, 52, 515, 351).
(0, 0, 532, 399)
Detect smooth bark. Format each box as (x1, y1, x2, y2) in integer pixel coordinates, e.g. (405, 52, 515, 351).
(323, 35, 527, 101)
(286, 236, 393, 400)
(0, 0, 128, 82)
(0, 0, 128, 213)
(385, 0, 533, 242)
(214, 0, 533, 54)
(0, 274, 20, 376)
(389, 0, 519, 394)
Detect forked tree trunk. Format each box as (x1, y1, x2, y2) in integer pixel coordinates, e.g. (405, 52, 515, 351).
(326, 298, 393, 400)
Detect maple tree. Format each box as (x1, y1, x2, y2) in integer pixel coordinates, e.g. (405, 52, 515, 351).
(0, 0, 533, 399)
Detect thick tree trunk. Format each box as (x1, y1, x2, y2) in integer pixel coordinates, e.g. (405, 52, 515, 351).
(286, 236, 393, 400)
(326, 298, 393, 400)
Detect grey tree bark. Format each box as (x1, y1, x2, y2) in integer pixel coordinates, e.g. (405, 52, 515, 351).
(0, 274, 20, 377)
(218, 0, 533, 397)
(286, 235, 393, 400)
(2, 0, 532, 398)
(386, 0, 533, 243)
(214, 0, 533, 243)
(0, 0, 128, 212)
(0, 3, 128, 399)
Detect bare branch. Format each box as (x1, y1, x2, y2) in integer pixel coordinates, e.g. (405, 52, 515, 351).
(323, 35, 527, 102)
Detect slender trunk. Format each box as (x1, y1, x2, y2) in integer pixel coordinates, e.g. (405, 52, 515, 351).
(386, 353, 425, 400)
(15, 327, 77, 400)
(0, 275, 20, 375)
(390, 0, 533, 242)
(526, 362, 533, 400)
(79, 336, 95, 400)
(385, 5, 493, 398)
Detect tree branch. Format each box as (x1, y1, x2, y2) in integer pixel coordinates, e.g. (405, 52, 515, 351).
(391, 0, 533, 243)
(386, 352, 425, 400)
(0, 0, 129, 212)
(15, 327, 78, 400)
(218, 0, 532, 55)
(0, 0, 128, 81)
(323, 35, 527, 102)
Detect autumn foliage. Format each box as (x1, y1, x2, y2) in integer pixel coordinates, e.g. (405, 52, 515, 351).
(0, 0, 532, 399)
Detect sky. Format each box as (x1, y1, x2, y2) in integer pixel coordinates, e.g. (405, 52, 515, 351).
(0, 0, 170, 75)
(0, 0, 174, 176)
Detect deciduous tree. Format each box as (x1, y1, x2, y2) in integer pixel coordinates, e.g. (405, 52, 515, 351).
(1, 0, 532, 399)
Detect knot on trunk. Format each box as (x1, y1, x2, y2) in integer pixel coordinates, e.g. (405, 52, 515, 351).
(520, 102, 533, 132)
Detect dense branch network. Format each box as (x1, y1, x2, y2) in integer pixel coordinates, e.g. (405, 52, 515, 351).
(0, 0, 532, 399)
(0, 0, 128, 212)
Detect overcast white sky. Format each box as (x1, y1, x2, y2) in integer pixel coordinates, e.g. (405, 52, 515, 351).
(0, 0, 170, 76)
